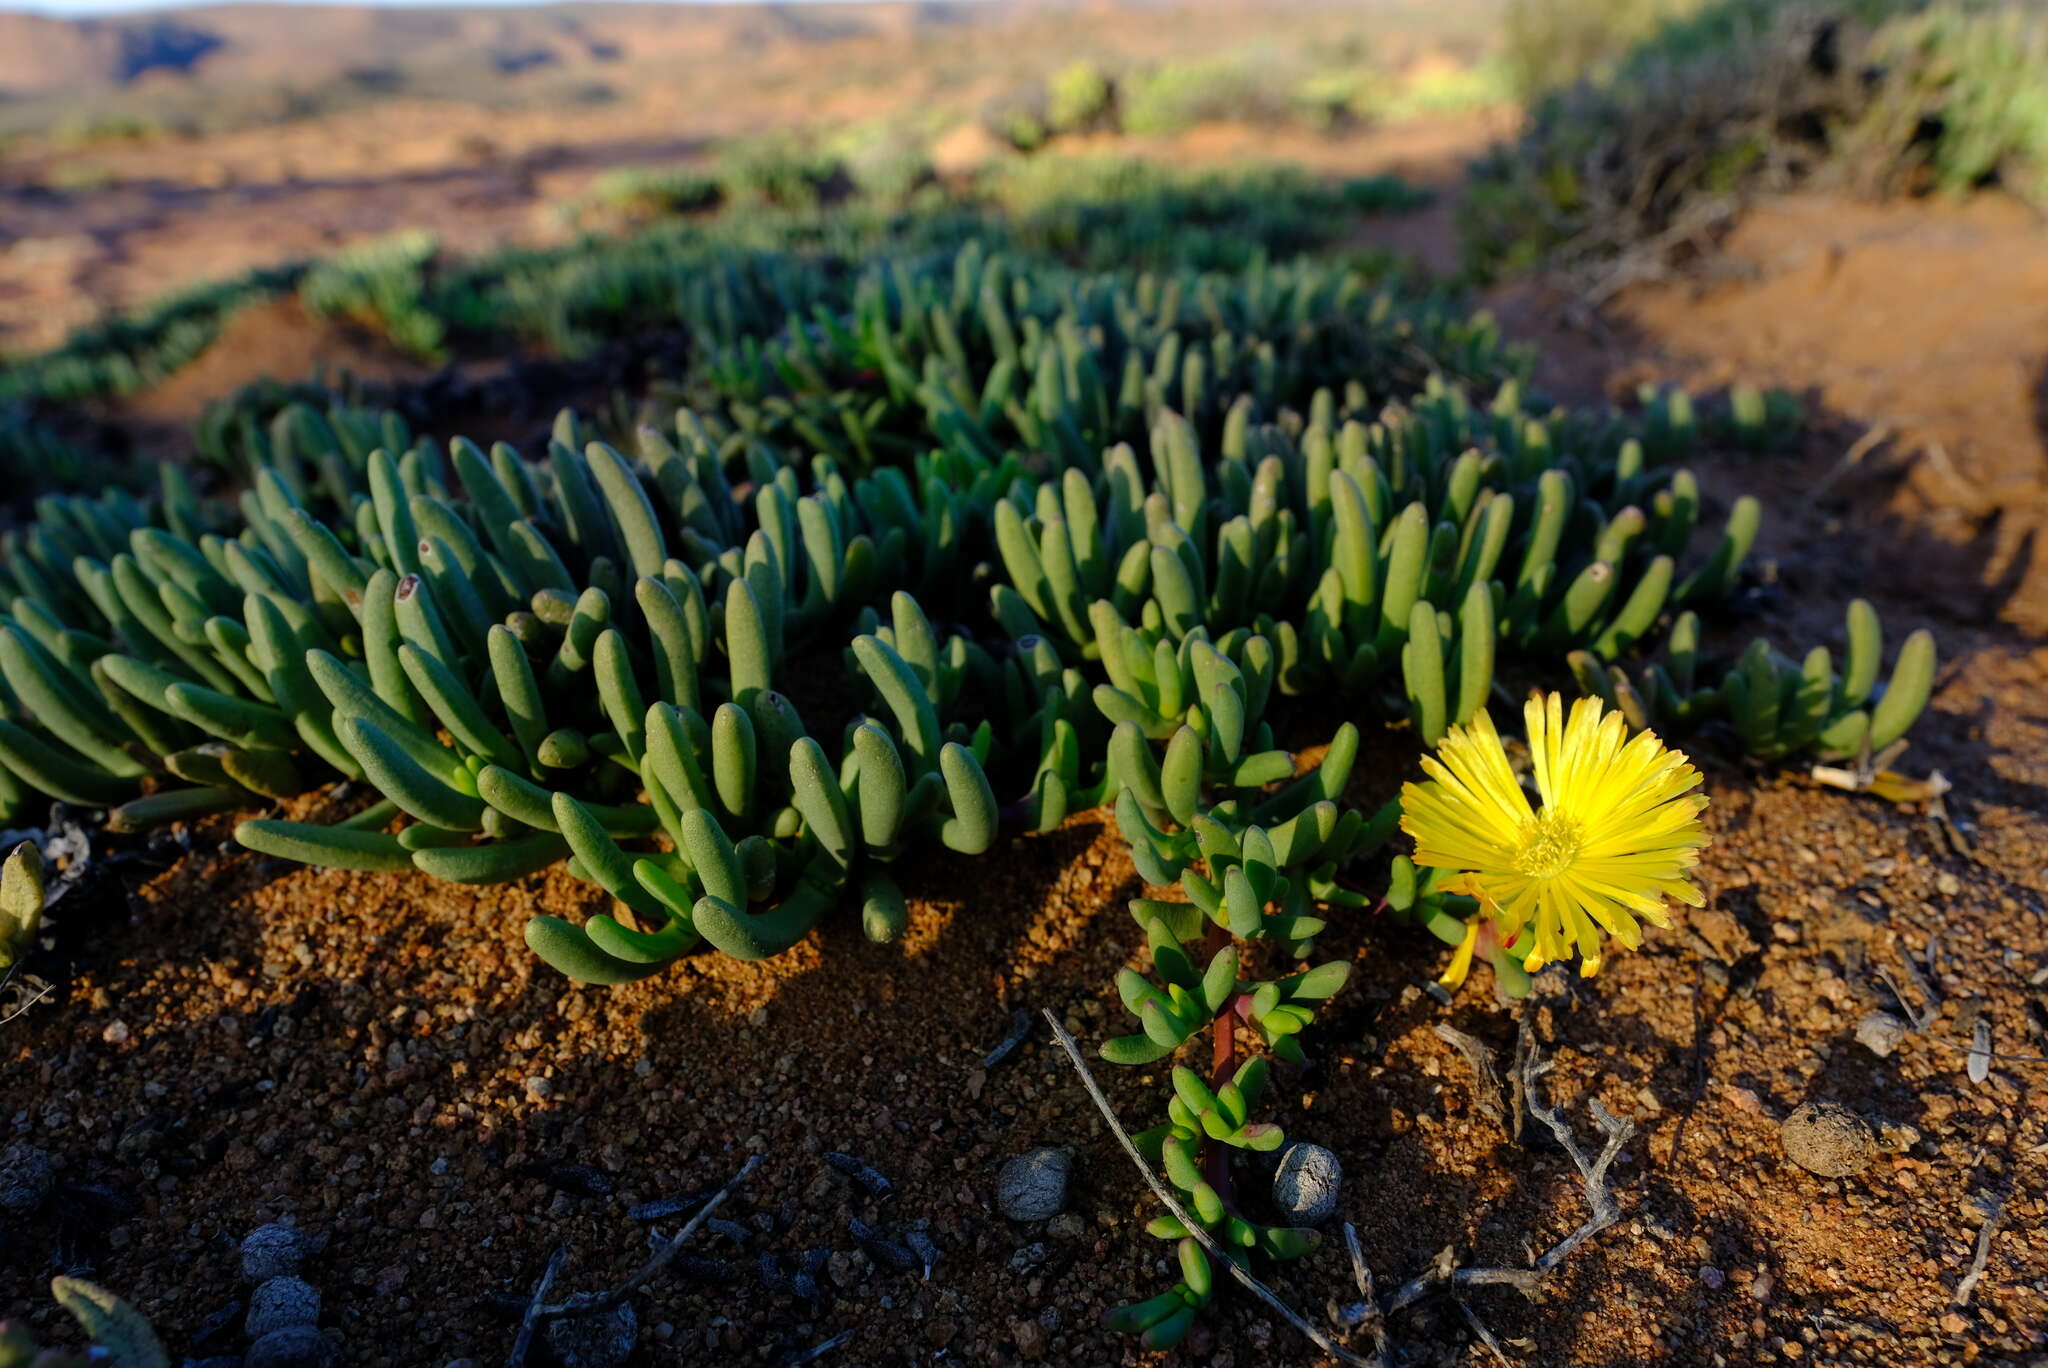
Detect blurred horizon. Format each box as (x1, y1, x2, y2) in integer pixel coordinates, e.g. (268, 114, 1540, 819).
(7, 0, 924, 16)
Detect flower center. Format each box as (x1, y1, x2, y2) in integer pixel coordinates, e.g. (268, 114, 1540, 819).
(1513, 810, 1584, 879)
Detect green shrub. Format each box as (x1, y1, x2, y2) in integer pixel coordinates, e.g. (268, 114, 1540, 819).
(1046, 59, 1116, 133)
(1863, 3, 2048, 200)
(580, 165, 724, 220)
(299, 230, 446, 362)
(716, 134, 850, 210)
(1466, 0, 2048, 279)
(1121, 55, 1299, 136)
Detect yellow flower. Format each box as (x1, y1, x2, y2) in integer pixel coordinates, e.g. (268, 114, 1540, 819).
(1401, 694, 1709, 979)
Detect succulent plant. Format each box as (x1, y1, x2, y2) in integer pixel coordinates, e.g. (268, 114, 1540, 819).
(0, 1279, 167, 1368)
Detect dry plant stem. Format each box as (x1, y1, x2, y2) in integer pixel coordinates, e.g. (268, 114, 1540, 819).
(535, 1154, 764, 1322)
(1456, 1295, 1517, 1368)
(1434, 1022, 1511, 1137)
(1204, 923, 1237, 1204)
(1379, 1019, 1636, 1314)
(782, 1328, 855, 1365)
(1340, 1222, 1391, 1368)
(504, 1242, 569, 1368)
(1039, 1008, 1376, 1368)
(1954, 1192, 2007, 1308)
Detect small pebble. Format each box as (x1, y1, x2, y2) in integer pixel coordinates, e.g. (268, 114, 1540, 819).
(1012, 1318, 1049, 1359)
(1271, 1142, 1342, 1225)
(997, 1147, 1071, 1222)
(0, 1143, 54, 1215)
(245, 1276, 321, 1339)
(544, 1301, 638, 1368)
(1699, 1265, 1726, 1290)
(245, 1324, 339, 1368)
(1780, 1102, 1876, 1178)
(240, 1224, 312, 1281)
(1856, 1011, 1908, 1058)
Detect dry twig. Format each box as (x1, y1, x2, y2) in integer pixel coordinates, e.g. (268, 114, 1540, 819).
(778, 1328, 855, 1365)
(504, 1243, 569, 1368)
(1456, 1295, 1518, 1368)
(1379, 1016, 1636, 1313)
(1435, 1023, 1513, 1138)
(529, 1154, 763, 1330)
(1040, 1009, 1375, 1368)
(1954, 1193, 2007, 1308)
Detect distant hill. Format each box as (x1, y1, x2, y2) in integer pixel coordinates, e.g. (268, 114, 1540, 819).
(0, 2, 1006, 101)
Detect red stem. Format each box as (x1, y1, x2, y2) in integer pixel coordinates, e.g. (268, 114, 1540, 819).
(1201, 922, 1236, 1205)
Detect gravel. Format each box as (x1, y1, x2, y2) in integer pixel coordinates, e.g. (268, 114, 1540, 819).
(996, 1147, 1071, 1222)
(1779, 1101, 1877, 1177)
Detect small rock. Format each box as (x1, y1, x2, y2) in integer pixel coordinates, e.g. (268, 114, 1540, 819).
(1271, 1142, 1342, 1226)
(523, 1076, 552, 1102)
(1008, 1242, 1050, 1274)
(1856, 1011, 1908, 1058)
(1780, 1102, 1876, 1178)
(246, 1277, 320, 1339)
(0, 1144, 54, 1215)
(1699, 1265, 1725, 1290)
(1935, 871, 1962, 897)
(245, 1325, 338, 1368)
(1876, 1120, 1922, 1153)
(1046, 1212, 1085, 1242)
(997, 1147, 1070, 1222)
(1012, 1318, 1048, 1358)
(240, 1224, 311, 1281)
(545, 1301, 637, 1368)
(1749, 1270, 1775, 1302)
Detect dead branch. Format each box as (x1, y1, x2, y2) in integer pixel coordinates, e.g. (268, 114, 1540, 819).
(1455, 1295, 1517, 1368)
(533, 1154, 763, 1324)
(1434, 1023, 1512, 1139)
(1954, 1193, 2007, 1308)
(1336, 1222, 1390, 1368)
(1040, 1009, 1375, 1368)
(504, 1243, 568, 1368)
(1384, 1016, 1636, 1312)
(779, 1328, 855, 1366)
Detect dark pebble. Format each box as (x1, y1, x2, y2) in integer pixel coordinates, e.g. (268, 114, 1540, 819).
(822, 1151, 892, 1199)
(245, 1325, 338, 1368)
(848, 1217, 916, 1271)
